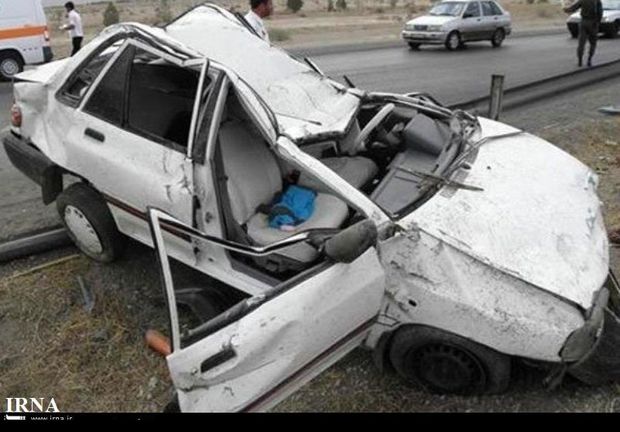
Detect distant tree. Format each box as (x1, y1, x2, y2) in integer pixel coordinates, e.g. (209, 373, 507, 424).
(103, 2, 120, 27)
(158, 0, 172, 24)
(287, 0, 304, 12)
(390, 0, 398, 8)
(336, 0, 347, 10)
(328, 0, 335, 11)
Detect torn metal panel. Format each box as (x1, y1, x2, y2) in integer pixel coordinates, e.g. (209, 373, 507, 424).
(399, 117, 609, 310)
(163, 249, 385, 412)
(376, 229, 585, 362)
(165, 5, 360, 138)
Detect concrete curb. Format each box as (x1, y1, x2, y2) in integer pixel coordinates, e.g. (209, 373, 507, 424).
(289, 27, 567, 57)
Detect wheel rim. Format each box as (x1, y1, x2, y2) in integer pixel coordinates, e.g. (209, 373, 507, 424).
(449, 34, 459, 49)
(1, 58, 19, 77)
(409, 344, 486, 393)
(64, 205, 104, 255)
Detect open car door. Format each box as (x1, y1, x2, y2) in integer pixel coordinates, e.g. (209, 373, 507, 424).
(148, 208, 386, 412)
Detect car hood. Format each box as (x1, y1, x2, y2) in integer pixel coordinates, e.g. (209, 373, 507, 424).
(406, 15, 458, 26)
(164, 4, 360, 139)
(399, 118, 609, 309)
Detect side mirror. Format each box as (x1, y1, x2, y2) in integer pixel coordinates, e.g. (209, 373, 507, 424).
(324, 220, 378, 264)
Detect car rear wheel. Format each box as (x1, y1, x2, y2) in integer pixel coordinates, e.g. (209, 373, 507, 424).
(389, 326, 511, 395)
(491, 28, 505, 47)
(408, 42, 421, 50)
(56, 183, 126, 263)
(569, 27, 579, 38)
(0, 52, 24, 81)
(445, 31, 461, 51)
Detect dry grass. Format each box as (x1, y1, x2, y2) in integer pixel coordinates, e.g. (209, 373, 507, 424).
(539, 116, 620, 230)
(0, 256, 171, 412)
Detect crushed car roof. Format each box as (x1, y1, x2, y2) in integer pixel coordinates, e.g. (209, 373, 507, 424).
(161, 4, 360, 139)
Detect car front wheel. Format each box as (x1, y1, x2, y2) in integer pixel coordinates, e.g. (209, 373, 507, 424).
(605, 21, 619, 38)
(445, 31, 461, 51)
(56, 183, 126, 263)
(491, 28, 505, 47)
(389, 326, 511, 395)
(408, 42, 421, 50)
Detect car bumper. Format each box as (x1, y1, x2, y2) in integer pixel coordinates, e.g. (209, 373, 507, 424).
(566, 271, 620, 384)
(401, 30, 447, 44)
(567, 21, 616, 34)
(2, 131, 62, 204)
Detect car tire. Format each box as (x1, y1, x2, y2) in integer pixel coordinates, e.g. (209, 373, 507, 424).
(0, 52, 24, 81)
(389, 326, 511, 395)
(56, 183, 126, 263)
(491, 28, 505, 48)
(408, 42, 421, 50)
(445, 31, 461, 51)
(569, 28, 579, 38)
(605, 21, 619, 38)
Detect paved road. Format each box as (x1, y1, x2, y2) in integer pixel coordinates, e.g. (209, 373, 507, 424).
(0, 83, 61, 241)
(310, 33, 620, 105)
(0, 32, 619, 240)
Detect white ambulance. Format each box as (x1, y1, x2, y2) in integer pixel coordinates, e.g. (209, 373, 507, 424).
(0, 0, 53, 80)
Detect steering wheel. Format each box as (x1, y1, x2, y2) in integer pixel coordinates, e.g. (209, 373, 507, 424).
(351, 103, 395, 154)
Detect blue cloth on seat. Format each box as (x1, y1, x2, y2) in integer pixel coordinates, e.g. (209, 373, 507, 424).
(268, 185, 317, 229)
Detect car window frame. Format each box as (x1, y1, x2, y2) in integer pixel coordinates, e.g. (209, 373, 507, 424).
(481, 1, 496, 16)
(463, 1, 482, 17)
(56, 34, 130, 108)
(490, 1, 504, 15)
(77, 38, 208, 158)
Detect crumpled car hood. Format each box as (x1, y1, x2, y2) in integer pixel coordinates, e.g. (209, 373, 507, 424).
(399, 118, 609, 309)
(164, 5, 359, 137)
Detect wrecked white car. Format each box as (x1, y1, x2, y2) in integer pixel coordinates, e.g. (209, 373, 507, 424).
(4, 4, 620, 412)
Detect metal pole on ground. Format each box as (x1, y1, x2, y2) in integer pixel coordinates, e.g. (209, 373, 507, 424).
(488, 74, 505, 120)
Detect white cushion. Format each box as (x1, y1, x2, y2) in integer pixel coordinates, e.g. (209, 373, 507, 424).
(246, 192, 349, 262)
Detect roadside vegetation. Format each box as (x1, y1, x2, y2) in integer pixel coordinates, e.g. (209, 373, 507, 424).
(46, 0, 569, 58)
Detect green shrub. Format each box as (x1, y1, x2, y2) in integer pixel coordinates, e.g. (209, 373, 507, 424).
(103, 2, 120, 27)
(328, 0, 335, 11)
(336, 0, 347, 10)
(157, 0, 172, 24)
(270, 28, 291, 41)
(287, 0, 304, 13)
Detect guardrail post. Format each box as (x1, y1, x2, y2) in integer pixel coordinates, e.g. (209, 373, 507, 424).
(488, 74, 505, 120)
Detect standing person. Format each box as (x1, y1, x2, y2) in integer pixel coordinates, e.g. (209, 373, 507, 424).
(60, 2, 84, 57)
(564, 0, 604, 67)
(244, 0, 273, 43)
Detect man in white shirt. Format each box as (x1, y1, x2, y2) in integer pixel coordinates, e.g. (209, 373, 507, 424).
(244, 0, 273, 43)
(60, 2, 84, 56)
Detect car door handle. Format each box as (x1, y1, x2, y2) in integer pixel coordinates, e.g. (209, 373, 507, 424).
(85, 128, 105, 143)
(200, 347, 236, 373)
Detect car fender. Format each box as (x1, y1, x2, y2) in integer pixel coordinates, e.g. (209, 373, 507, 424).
(372, 228, 586, 362)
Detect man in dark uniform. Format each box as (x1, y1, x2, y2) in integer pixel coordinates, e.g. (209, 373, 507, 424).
(564, 0, 604, 67)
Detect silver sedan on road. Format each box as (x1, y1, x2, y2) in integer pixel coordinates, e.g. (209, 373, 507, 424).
(402, 0, 512, 50)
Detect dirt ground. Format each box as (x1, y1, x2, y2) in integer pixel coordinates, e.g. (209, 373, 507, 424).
(45, 0, 569, 58)
(1, 76, 619, 411)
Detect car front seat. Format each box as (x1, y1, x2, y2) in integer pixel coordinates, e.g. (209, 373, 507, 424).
(219, 120, 349, 265)
(299, 121, 379, 193)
